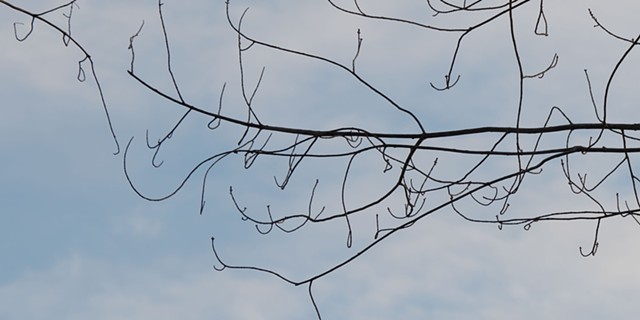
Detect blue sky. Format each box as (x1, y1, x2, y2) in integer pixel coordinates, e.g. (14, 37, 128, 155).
(2, 0, 640, 319)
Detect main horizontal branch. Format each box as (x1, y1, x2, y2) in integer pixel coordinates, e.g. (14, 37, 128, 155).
(130, 71, 640, 141)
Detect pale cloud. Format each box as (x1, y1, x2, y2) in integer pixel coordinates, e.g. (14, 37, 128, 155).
(313, 213, 640, 319)
(121, 209, 165, 237)
(0, 253, 314, 320)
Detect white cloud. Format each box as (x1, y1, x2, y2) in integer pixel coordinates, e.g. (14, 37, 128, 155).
(121, 209, 166, 237)
(313, 213, 640, 319)
(0, 253, 314, 320)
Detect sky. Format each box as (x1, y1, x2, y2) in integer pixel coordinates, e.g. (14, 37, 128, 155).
(2, 0, 640, 319)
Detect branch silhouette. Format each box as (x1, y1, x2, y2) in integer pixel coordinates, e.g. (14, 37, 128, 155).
(5, 0, 640, 318)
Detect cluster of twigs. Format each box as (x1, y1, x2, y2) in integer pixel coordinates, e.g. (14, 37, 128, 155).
(0, 0, 120, 154)
(5, 0, 640, 318)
